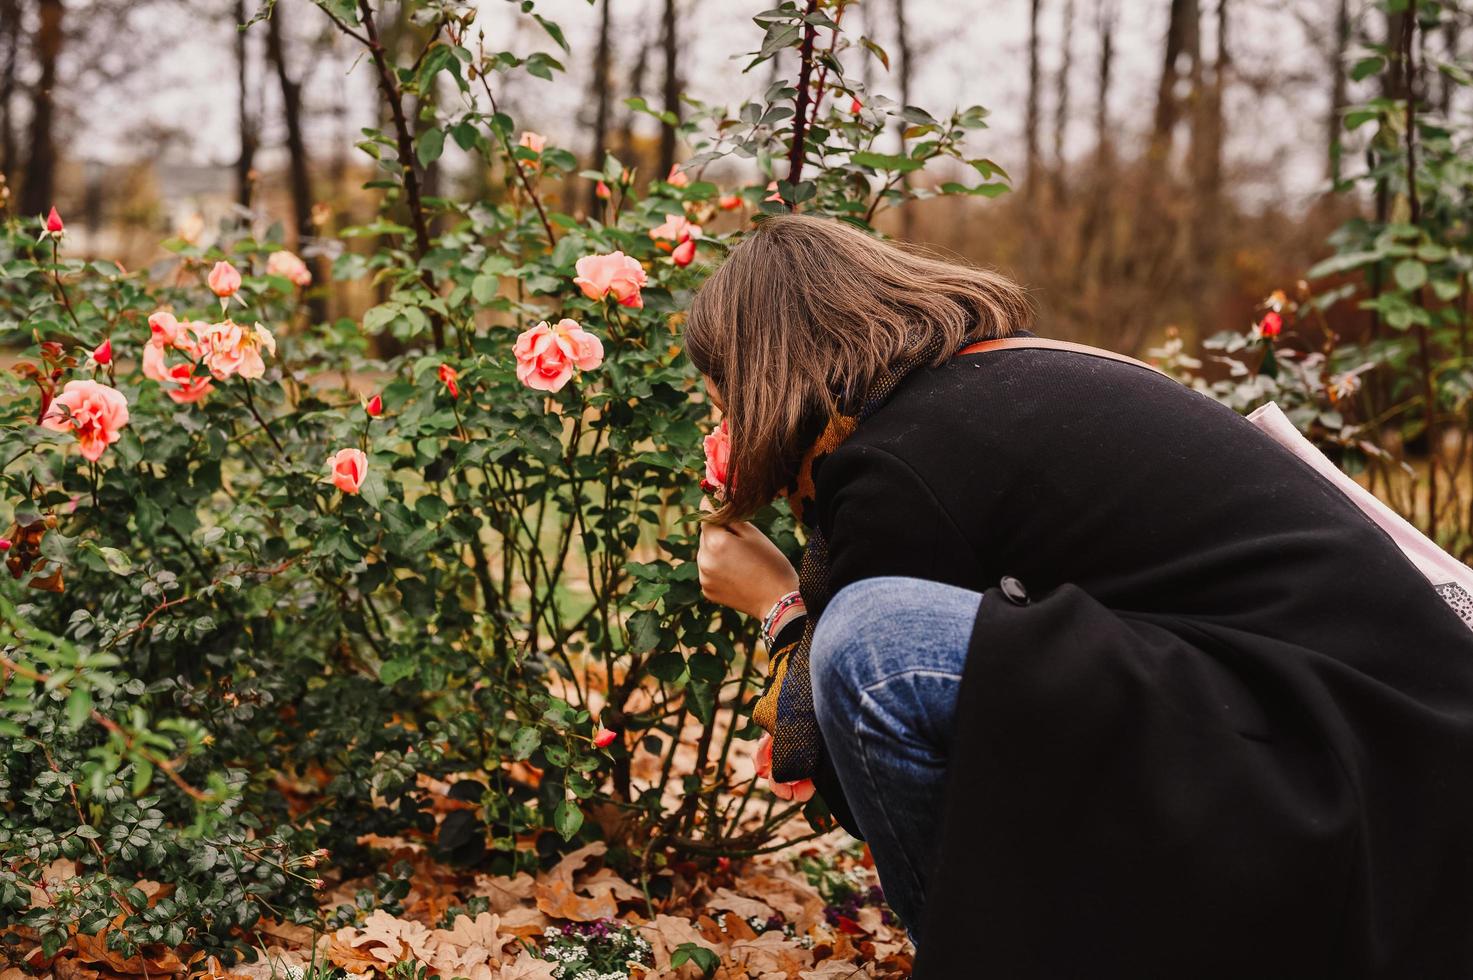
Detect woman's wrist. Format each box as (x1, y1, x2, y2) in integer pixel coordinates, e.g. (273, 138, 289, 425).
(760, 590, 805, 647)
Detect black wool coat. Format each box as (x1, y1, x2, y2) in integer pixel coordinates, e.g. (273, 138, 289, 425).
(800, 344, 1473, 978)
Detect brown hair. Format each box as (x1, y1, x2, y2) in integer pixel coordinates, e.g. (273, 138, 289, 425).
(685, 213, 1031, 521)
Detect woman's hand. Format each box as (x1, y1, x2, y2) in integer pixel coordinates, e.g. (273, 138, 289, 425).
(698, 501, 800, 620)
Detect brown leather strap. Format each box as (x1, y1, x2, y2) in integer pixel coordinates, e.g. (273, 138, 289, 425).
(957, 336, 1167, 377)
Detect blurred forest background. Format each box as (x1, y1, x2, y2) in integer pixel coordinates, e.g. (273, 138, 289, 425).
(0, 0, 1429, 351)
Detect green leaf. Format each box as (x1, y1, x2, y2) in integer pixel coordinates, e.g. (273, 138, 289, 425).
(379, 656, 418, 685)
(510, 726, 541, 760)
(65, 687, 91, 730)
(417, 128, 446, 168)
(553, 800, 584, 840)
(1394, 259, 1428, 292)
(850, 150, 923, 172)
(534, 14, 569, 53)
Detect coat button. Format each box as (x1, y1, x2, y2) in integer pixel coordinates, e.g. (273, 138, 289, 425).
(1000, 576, 1030, 606)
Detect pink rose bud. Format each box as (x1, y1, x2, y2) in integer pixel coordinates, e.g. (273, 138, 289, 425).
(46, 206, 64, 233)
(594, 726, 617, 748)
(365, 394, 383, 417)
(207, 261, 242, 299)
(596, 181, 611, 200)
(1260, 311, 1283, 338)
(327, 448, 368, 494)
(92, 338, 112, 365)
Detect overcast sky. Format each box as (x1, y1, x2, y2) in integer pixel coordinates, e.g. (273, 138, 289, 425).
(56, 0, 1360, 208)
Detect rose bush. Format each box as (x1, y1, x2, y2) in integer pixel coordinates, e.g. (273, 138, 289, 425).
(0, 0, 1008, 959)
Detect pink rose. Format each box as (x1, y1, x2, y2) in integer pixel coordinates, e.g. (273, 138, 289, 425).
(207, 260, 242, 300)
(752, 733, 816, 803)
(702, 419, 731, 498)
(593, 726, 617, 748)
(328, 448, 368, 494)
(266, 250, 312, 287)
(198, 320, 276, 380)
(41, 379, 130, 461)
(666, 164, 690, 188)
(141, 341, 168, 383)
(519, 131, 546, 154)
(513, 319, 604, 393)
(573, 251, 647, 309)
(161, 363, 214, 405)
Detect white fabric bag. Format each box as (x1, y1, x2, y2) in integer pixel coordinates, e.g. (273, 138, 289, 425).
(1248, 401, 1473, 628)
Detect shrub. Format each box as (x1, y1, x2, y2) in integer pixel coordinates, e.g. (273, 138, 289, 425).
(0, 0, 1007, 959)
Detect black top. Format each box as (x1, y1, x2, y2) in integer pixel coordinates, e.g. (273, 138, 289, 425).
(800, 346, 1473, 978)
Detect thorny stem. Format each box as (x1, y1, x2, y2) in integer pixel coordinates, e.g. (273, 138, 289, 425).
(473, 38, 558, 248)
(785, 0, 821, 195)
(49, 236, 83, 334)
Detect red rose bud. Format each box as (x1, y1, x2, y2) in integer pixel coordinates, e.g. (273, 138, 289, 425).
(850, 96, 863, 113)
(45, 206, 63, 233)
(92, 338, 112, 366)
(594, 726, 617, 748)
(365, 393, 383, 417)
(1260, 311, 1283, 339)
(672, 238, 697, 267)
(718, 194, 742, 211)
(438, 363, 460, 399)
(596, 180, 611, 200)
(0, 539, 12, 552)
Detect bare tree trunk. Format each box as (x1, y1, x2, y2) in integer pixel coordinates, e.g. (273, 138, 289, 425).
(267, 2, 324, 320)
(19, 0, 61, 216)
(1441, 13, 1460, 117)
(1025, 0, 1042, 193)
(1327, 0, 1349, 183)
(266, 6, 311, 245)
(1194, 0, 1226, 200)
(1052, 0, 1074, 200)
(234, 0, 257, 209)
(0, 0, 22, 188)
(588, 0, 613, 212)
(1094, 0, 1116, 169)
(657, 0, 679, 178)
(894, 0, 914, 234)
(1152, 0, 1199, 160)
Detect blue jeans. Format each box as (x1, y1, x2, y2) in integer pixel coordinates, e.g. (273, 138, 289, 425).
(810, 576, 981, 945)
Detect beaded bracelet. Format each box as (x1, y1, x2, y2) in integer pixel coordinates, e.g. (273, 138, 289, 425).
(760, 590, 805, 648)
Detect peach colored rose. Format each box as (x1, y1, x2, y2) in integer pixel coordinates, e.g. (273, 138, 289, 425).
(518, 131, 546, 154)
(649, 214, 702, 250)
(161, 363, 214, 404)
(142, 341, 168, 383)
(753, 733, 816, 803)
(702, 419, 731, 498)
(266, 250, 312, 287)
(198, 320, 276, 380)
(207, 260, 242, 300)
(513, 318, 604, 393)
(328, 448, 368, 494)
(666, 164, 690, 188)
(573, 251, 647, 308)
(148, 310, 199, 355)
(41, 379, 129, 461)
